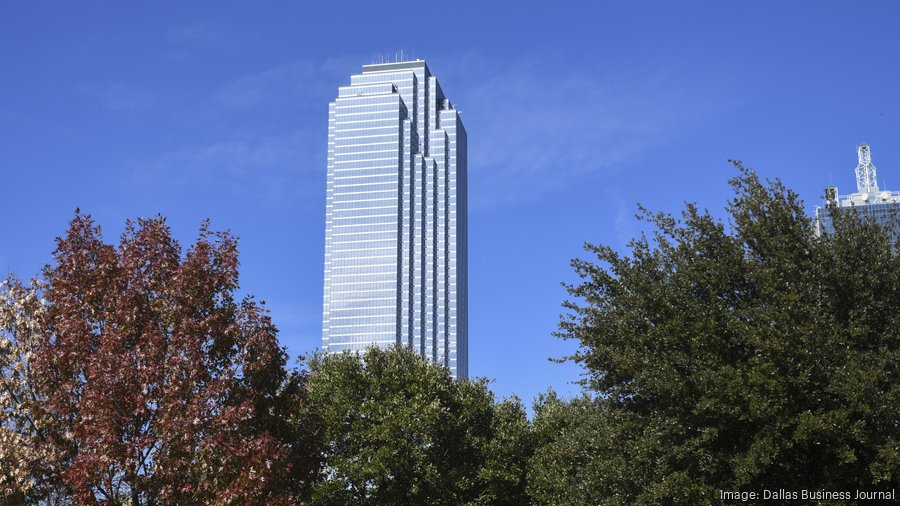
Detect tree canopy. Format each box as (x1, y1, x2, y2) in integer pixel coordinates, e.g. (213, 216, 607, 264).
(1, 213, 306, 504)
(537, 165, 900, 504)
(301, 346, 532, 506)
(4, 165, 899, 505)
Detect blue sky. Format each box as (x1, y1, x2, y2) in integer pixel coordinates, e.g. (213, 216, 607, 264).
(3, 1, 900, 406)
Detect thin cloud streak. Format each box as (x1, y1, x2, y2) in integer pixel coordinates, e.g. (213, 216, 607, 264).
(167, 20, 230, 49)
(125, 58, 367, 207)
(75, 83, 155, 111)
(131, 129, 324, 207)
(442, 56, 741, 210)
(127, 54, 736, 213)
(213, 56, 361, 111)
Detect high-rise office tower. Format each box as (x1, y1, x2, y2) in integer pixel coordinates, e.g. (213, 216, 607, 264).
(322, 59, 468, 379)
(815, 144, 900, 237)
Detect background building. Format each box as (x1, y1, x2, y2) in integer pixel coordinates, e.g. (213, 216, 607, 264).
(815, 144, 900, 237)
(322, 59, 468, 379)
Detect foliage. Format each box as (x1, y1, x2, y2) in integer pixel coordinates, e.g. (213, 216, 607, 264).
(528, 392, 607, 505)
(0, 212, 308, 504)
(7, 163, 898, 504)
(543, 164, 900, 504)
(301, 345, 532, 506)
(0, 278, 55, 503)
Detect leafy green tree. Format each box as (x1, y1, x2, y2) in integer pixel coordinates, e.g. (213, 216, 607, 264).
(477, 394, 533, 505)
(534, 165, 900, 504)
(301, 345, 531, 506)
(528, 391, 711, 505)
(528, 392, 607, 505)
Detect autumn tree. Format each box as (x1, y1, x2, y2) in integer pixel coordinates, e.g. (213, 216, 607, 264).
(1, 212, 310, 504)
(0, 278, 57, 504)
(533, 165, 900, 504)
(301, 345, 532, 506)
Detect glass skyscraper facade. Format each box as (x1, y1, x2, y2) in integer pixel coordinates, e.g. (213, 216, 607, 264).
(322, 60, 468, 379)
(815, 144, 900, 237)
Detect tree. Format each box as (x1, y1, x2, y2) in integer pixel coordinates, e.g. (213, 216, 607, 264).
(301, 345, 532, 506)
(0, 278, 55, 504)
(477, 395, 532, 505)
(0, 212, 310, 504)
(542, 165, 900, 504)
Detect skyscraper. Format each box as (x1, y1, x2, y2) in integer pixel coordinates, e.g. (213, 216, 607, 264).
(815, 144, 900, 237)
(322, 59, 468, 379)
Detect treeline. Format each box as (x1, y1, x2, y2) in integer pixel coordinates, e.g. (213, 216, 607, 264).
(2, 166, 898, 505)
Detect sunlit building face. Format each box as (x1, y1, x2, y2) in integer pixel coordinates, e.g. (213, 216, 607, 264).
(322, 60, 468, 379)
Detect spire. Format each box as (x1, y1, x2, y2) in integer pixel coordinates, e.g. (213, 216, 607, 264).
(855, 144, 879, 194)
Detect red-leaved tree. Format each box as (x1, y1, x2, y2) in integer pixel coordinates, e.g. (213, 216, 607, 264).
(22, 212, 307, 504)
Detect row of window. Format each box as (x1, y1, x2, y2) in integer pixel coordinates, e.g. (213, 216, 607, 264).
(333, 210, 397, 221)
(337, 83, 395, 98)
(331, 175, 398, 185)
(325, 341, 399, 352)
(330, 221, 396, 232)
(331, 241, 397, 252)
(350, 72, 416, 86)
(332, 229, 397, 239)
(332, 202, 397, 212)
(327, 306, 396, 317)
(332, 197, 397, 209)
(332, 182, 398, 193)
(329, 272, 396, 281)
(326, 264, 397, 275)
(329, 316, 397, 326)
(333, 162, 400, 171)
(331, 213, 397, 229)
(333, 159, 400, 170)
(329, 299, 398, 310)
(333, 126, 399, 137)
(333, 146, 398, 158)
(334, 101, 400, 113)
(331, 242, 395, 253)
(331, 288, 396, 299)
(334, 111, 402, 123)
(330, 256, 396, 267)
(333, 139, 398, 150)
(332, 248, 396, 259)
(328, 322, 399, 333)
(334, 117, 401, 128)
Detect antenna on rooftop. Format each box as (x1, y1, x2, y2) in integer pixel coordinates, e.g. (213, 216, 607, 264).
(855, 144, 879, 194)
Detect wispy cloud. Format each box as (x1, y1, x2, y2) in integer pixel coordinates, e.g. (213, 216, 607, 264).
(127, 54, 732, 213)
(441, 55, 739, 209)
(213, 57, 358, 110)
(609, 189, 639, 250)
(131, 129, 324, 207)
(126, 58, 365, 206)
(167, 20, 229, 49)
(214, 61, 319, 109)
(76, 83, 154, 111)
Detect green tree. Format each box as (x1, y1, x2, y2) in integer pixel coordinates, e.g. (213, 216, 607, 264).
(533, 165, 900, 505)
(301, 345, 531, 506)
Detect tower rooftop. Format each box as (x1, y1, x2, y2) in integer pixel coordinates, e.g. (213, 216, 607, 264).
(362, 59, 429, 74)
(824, 144, 900, 208)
